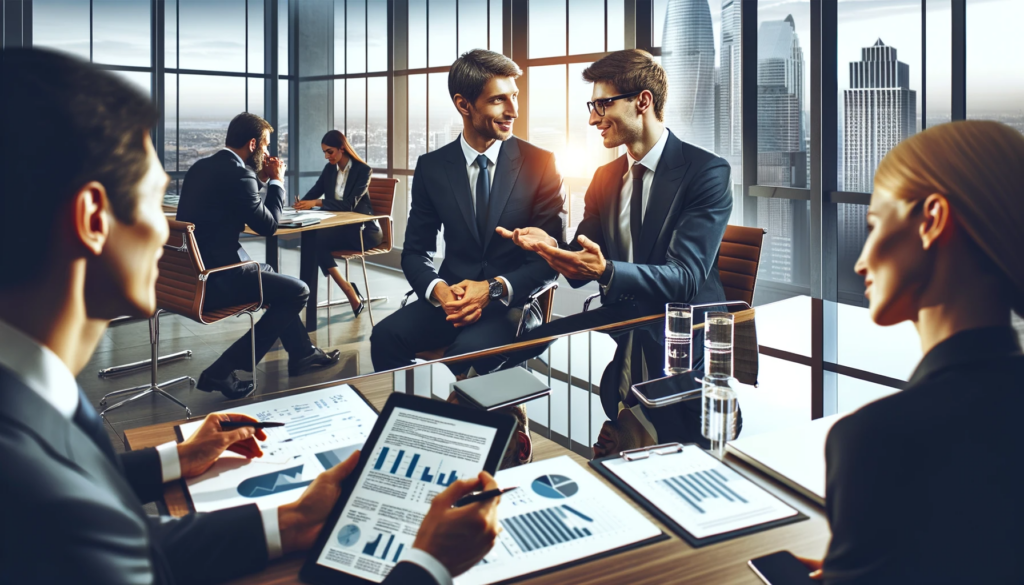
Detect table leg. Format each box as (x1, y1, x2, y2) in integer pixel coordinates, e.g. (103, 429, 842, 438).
(266, 235, 280, 273)
(300, 230, 319, 332)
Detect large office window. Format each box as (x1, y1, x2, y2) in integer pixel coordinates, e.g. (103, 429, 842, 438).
(966, 0, 1024, 133)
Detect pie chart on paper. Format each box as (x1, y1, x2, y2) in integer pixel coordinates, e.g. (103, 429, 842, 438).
(531, 474, 579, 499)
(336, 524, 360, 547)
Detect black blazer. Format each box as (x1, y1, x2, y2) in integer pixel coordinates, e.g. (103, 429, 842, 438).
(569, 130, 731, 312)
(822, 327, 1024, 584)
(0, 368, 438, 585)
(302, 160, 379, 231)
(176, 150, 286, 269)
(402, 136, 565, 307)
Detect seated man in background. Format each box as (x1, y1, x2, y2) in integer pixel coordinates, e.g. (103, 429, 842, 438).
(371, 49, 565, 376)
(176, 112, 340, 398)
(0, 48, 502, 585)
(498, 49, 731, 422)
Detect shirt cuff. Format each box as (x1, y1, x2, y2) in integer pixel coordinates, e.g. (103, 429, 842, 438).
(262, 507, 283, 560)
(425, 278, 447, 308)
(402, 548, 452, 585)
(496, 276, 513, 306)
(156, 441, 182, 482)
(268, 179, 285, 190)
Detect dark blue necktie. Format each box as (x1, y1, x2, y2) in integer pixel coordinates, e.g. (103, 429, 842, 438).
(73, 388, 118, 465)
(629, 162, 645, 261)
(475, 154, 490, 240)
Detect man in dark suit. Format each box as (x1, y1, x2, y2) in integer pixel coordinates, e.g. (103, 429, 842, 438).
(0, 48, 503, 585)
(370, 49, 565, 374)
(499, 49, 732, 421)
(176, 113, 340, 398)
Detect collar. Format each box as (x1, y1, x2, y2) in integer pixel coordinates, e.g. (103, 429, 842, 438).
(220, 147, 246, 167)
(459, 132, 503, 169)
(907, 326, 1023, 386)
(336, 158, 353, 173)
(0, 318, 80, 420)
(626, 127, 669, 176)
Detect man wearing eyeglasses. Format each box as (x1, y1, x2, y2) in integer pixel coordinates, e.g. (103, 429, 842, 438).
(497, 49, 732, 423)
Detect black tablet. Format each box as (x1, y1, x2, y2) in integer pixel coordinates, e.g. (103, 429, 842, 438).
(300, 392, 516, 585)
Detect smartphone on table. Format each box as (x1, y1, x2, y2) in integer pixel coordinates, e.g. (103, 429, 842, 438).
(748, 551, 818, 585)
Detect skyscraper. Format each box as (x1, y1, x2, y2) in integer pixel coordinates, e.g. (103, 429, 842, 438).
(716, 0, 743, 224)
(662, 0, 715, 151)
(756, 15, 808, 287)
(840, 39, 916, 301)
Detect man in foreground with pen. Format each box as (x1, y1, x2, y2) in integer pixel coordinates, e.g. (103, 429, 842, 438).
(0, 48, 500, 585)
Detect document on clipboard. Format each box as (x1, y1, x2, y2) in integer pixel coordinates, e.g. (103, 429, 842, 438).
(591, 443, 805, 547)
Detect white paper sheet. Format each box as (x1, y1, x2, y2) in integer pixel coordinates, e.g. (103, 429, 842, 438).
(602, 446, 798, 539)
(179, 384, 377, 513)
(315, 407, 499, 582)
(455, 456, 663, 585)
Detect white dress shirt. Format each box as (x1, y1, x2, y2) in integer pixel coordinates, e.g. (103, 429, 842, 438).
(220, 148, 285, 191)
(333, 158, 352, 200)
(424, 132, 512, 307)
(602, 128, 670, 294)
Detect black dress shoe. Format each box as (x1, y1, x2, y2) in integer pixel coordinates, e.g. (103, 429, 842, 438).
(350, 282, 364, 300)
(352, 300, 365, 318)
(197, 370, 256, 400)
(289, 347, 342, 376)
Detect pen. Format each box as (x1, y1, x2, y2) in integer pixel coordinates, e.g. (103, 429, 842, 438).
(453, 486, 518, 508)
(220, 421, 286, 429)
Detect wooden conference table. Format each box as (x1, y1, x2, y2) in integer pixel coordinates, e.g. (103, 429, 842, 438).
(124, 374, 831, 585)
(163, 204, 387, 332)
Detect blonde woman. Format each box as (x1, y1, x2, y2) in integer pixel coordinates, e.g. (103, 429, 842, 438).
(799, 121, 1024, 583)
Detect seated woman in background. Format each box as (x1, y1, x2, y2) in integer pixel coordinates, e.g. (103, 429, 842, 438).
(801, 120, 1024, 583)
(294, 130, 382, 317)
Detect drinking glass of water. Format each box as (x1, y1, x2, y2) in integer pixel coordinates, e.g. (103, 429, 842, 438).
(704, 311, 735, 378)
(701, 373, 738, 459)
(664, 303, 692, 375)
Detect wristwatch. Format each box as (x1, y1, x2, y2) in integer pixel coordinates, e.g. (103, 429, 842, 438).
(487, 278, 504, 300)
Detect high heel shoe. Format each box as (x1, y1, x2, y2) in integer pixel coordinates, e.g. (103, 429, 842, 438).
(349, 282, 367, 317)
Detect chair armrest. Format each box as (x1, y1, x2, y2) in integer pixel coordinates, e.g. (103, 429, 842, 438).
(583, 292, 601, 312)
(515, 282, 560, 339)
(524, 281, 559, 303)
(199, 261, 264, 311)
(400, 289, 416, 308)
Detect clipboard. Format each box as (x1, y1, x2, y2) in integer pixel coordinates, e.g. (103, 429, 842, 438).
(589, 443, 808, 548)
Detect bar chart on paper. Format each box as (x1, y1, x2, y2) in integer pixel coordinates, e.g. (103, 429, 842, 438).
(455, 456, 663, 585)
(603, 447, 799, 539)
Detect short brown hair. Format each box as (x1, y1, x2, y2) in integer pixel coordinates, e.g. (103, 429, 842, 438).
(582, 49, 668, 121)
(448, 49, 522, 105)
(226, 112, 274, 149)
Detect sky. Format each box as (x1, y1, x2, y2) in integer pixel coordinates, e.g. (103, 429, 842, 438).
(30, 0, 1024, 120)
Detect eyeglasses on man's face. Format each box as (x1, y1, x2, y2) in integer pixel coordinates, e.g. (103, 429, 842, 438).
(586, 90, 644, 116)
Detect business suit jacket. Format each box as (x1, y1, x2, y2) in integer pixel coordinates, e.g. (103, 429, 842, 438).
(822, 327, 1024, 584)
(0, 368, 438, 585)
(402, 136, 565, 307)
(571, 131, 731, 418)
(302, 160, 378, 227)
(176, 150, 285, 270)
(569, 130, 731, 310)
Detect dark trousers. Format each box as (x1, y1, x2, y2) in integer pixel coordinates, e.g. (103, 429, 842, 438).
(370, 298, 518, 375)
(205, 263, 314, 373)
(315, 224, 383, 276)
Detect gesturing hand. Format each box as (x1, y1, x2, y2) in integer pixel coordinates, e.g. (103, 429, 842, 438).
(177, 413, 268, 478)
(444, 280, 491, 328)
(279, 450, 361, 555)
(412, 472, 503, 577)
(535, 234, 607, 281)
(496, 226, 557, 252)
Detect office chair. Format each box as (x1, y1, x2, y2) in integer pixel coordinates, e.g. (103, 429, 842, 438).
(99, 221, 264, 418)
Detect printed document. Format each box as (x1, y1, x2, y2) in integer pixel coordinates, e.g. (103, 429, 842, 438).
(179, 384, 377, 512)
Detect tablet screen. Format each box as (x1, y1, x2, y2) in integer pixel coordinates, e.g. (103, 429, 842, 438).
(314, 406, 499, 581)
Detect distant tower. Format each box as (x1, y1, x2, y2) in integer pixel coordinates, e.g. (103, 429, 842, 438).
(662, 0, 715, 150)
(717, 0, 741, 158)
(841, 39, 916, 302)
(756, 15, 808, 287)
